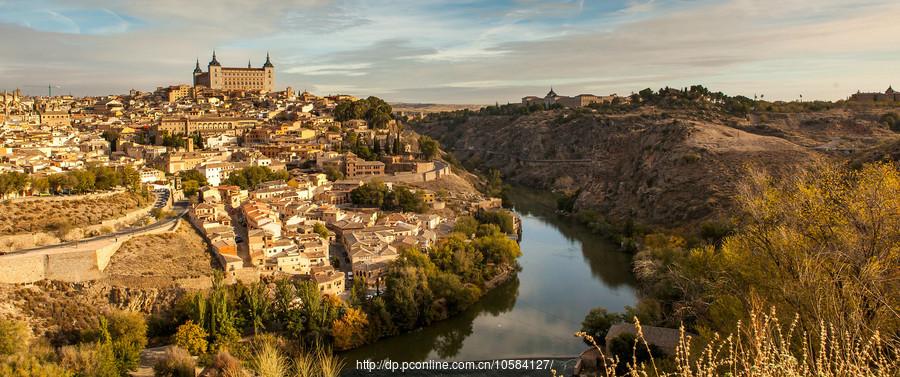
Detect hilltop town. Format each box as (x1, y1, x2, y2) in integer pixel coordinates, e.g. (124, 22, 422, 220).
(0, 52, 511, 305)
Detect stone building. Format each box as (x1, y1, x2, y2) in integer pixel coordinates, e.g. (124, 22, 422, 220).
(849, 86, 900, 103)
(523, 88, 617, 108)
(154, 116, 257, 137)
(193, 51, 275, 92)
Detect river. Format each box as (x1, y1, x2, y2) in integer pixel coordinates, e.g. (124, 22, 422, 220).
(343, 187, 637, 362)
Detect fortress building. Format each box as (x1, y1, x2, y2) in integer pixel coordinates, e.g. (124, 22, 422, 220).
(850, 86, 900, 103)
(193, 51, 275, 92)
(522, 88, 619, 108)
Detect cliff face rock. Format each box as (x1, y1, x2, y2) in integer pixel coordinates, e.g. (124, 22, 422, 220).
(106, 285, 184, 313)
(414, 107, 895, 228)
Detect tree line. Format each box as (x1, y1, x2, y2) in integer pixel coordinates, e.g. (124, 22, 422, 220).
(0, 165, 142, 198)
(333, 96, 394, 129)
(349, 181, 427, 213)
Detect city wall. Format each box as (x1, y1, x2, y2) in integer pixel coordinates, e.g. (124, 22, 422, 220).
(0, 218, 181, 284)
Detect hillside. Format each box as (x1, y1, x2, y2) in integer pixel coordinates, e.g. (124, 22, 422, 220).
(413, 106, 899, 229)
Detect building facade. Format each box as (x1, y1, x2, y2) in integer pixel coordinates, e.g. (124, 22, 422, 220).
(850, 86, 900, 103)
(193, 51, 275, 92)
(523, 88, 617, 108)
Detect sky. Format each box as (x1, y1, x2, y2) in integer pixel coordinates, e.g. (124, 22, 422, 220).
(0, 0, 898, 104)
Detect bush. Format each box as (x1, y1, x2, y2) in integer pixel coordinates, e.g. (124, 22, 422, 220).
(207, 349, 244, 377)
(153, 346, 196, 377)
(59, 342, 119, 377)
(0, 319, 30, 356)
(173, 321, 208, 356)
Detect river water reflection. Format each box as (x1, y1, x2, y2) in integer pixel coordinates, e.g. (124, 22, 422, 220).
(344, 187, 637, 362)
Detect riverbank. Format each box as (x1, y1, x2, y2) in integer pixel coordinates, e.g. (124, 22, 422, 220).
(343, 187, 637, 364)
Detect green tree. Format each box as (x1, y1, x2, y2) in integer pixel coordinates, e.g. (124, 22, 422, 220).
(452, 216, 479, 236)
(179, 169, 208, 187)
(224, 166, 289, 190)
(182, 180, 200, 196)
(418, 136, 440, 160)
(580, 307, 623, 345)
(242, 282, 269, 335)
(476, 210, 515, 233)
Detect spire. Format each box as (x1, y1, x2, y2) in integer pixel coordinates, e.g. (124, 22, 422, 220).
(193, 58, 202, 74)
(248, 59, 252, 68)
(209, 50, 221, 66)
(263, 52, 274, 68)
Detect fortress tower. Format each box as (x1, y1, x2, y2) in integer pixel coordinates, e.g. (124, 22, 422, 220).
(193, 51, 275, 92)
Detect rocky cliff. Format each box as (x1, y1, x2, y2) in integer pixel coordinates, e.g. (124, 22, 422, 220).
(414, 106, 899, 229)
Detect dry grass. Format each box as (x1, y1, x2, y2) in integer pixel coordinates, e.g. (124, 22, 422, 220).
(572, 309, 898, 377)
(105, 223, 215, 289)
(0, 191, 150, 236)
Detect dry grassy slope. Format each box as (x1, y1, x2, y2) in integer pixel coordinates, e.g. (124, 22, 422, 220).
(105, 223, 216, 290)
(414, 107, 899, 228)
(0, 191, 150, 235)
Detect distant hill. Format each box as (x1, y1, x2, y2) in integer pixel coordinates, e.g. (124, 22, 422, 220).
(390, 103, 485, 114)
(413, 105, 900, 230)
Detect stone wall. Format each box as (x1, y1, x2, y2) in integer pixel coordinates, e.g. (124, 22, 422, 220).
(0, 218, 182, 284)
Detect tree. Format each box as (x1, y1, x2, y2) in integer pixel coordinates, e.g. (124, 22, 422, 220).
(452, 216, 479, 236)
(363, 297, 396, 341)
(710, 161, 900, 336)
(179, 169, 208, 187)
(580, 307, 623, 345)
(474, 233, 521, 266)
(313, 222, 331, 240)
(372, 137, 382, 155)
(224, 166, 289, 190)
(332, 307, 369, 350)
(418, 136, 440, 160)
(182, 180, 200, 196)
(349, 181, 387, 208)
(29, 175, 49, 195)
(349, 277, 368, 307)
(476, 210, 515, 233)
(173, 321, 208, 356)
(92, 310, 147, 376)
(121, 167, 141, 192)
(242, 282, 269, 335)
(323, 166, 344, 182)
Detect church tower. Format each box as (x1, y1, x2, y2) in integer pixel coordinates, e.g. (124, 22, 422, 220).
(208, 51, 223, 89)
(192, 59, 203, 86)
(263, 52, 275, 92)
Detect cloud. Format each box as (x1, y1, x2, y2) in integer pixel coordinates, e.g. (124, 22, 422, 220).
(284, 63, 371, 76)
(0, 0, 898, 103)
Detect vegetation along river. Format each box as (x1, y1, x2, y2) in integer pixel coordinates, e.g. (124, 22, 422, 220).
(344, 187, 637, 363)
